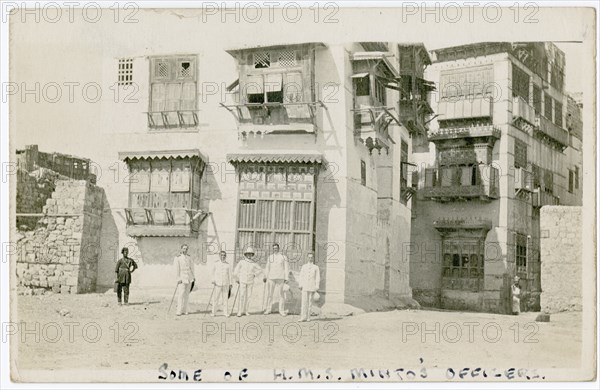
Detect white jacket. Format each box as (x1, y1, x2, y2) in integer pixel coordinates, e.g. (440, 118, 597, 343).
(175, 254, 195, 284)
(234, 258, 263, 285)
(212, 261, 232, 287)
(299, 263, 320, 291)
(265, 253, 290, 281)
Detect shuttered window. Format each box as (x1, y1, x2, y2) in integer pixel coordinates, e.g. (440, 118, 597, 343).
(512, 64, 530, 102)
(149, 56, 197, 128)
(544, 93, 553, 120)
(555, 101, 563, 127)
(514, 139, 528, 169)
(442, 240, 484, 283)
(532, 85, 542, 114)
(125, 157, 203, 230)
(236, 164, 316, 271)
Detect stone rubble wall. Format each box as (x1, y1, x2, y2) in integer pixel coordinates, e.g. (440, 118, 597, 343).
(16, 179, 104, 294)
(540, 206, 582, 313)
(16, 168, 63, 230)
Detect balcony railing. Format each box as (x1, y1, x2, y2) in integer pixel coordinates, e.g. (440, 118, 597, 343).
(421, 165, 499, 201)
(428, 124, 501, 141)
(532, 190, 560, 208)
(124, 207, 207, 237)
(220, 102, 324, 138)
(535, 115, 569, 149)
(146, 110, 199, 129)
(512, 96, 537, 129)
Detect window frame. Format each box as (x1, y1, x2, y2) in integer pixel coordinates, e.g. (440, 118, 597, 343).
(118, 58, 133, 86)
(442, 239, 485, 282)
(123, 156, 204, 236)
(514, 138, 528, 169)
(555, 100, 563, 128)
(515, 233, 528, 275)
(543, 93, 553, 121)
(512, 63, 530, 102)
(400, 140, 409, 194)
(532, 84, 542, 114)
(568, 169, 574, 193)
(235, 163, 317, 271)
(148, 55, 198, 129)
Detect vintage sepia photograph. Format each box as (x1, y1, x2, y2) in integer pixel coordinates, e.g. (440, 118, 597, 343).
(1, 1, 597, 385)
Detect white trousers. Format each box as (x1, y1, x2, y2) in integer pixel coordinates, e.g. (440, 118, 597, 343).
(264, 279, 285, 314)
(176, 283, 191, 315)
(237, 283, 254, 315)
(212, 285, 229, 316)
(300, 290, 315, 321)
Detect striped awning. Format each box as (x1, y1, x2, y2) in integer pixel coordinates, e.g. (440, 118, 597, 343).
(126, 225, 195, 238)
(118, 149, 204, 161)
(227, 152, 323, 165)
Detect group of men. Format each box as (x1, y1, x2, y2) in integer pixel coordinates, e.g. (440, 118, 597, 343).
(173, 243, 321, 322)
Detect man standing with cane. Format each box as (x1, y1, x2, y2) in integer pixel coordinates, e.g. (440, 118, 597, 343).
(174, 244, 195, 316)
(211, 250, 232, 317)
(263, 243, 290, 316)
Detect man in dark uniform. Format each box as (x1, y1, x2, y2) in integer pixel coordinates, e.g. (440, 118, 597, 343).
(115, 247, 138, 305)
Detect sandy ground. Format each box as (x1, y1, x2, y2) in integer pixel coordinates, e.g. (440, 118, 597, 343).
(10, 289, 587, 382)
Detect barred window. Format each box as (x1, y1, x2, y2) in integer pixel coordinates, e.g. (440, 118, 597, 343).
(118, 58, 133, 86)
(515, 233, 528, 274)
(575, 166, 579, 189)
(442, 240, 484, 281)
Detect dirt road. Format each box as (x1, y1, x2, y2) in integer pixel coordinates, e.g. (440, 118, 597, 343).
(10, 290, 586, 382)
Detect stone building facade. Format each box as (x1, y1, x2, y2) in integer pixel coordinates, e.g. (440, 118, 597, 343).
(11, 11, 436, 310)
(410, 42, 583, 313)
(16, 148, 104, 294)
(539, 206, 582, 313)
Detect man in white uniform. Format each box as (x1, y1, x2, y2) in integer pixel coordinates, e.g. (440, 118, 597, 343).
(212, 250, 232, 317)
(263, 243, 290, 316)
(511, 275, 521, 315)
(298, 253, 320, 322)
(174, 244, 195, 316)
(234, 247, 264, 317)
